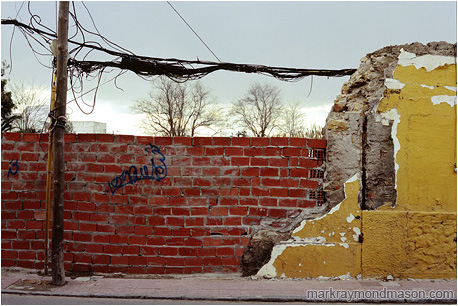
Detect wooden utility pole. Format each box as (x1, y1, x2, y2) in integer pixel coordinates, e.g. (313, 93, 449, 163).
(52, 1, 69, 286)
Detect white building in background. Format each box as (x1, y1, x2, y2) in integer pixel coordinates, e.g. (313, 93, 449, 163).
(72, 121, 107, 134)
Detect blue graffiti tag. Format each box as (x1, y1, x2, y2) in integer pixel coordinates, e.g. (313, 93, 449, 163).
(107, 144, 167, 194)
(7, 159, 19, 177)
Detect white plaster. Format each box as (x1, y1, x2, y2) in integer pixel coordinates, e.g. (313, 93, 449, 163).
(420, 84, 434, 89)
(256, 244, 288, 278)
(340, 232, 345, 236)
(340, 237, 347, 242)
(353, 227, 361, 242)
(374, 108, 398, 126)
(385, 78, 405, 90)
(337, 272, 352, 280)
(445, 86, 457, 92)
(321, 229, 325, 234)
(391, 110, 401, 189)
(340, 243, 349, 249)
(398, 49, 456, 72)
(431, 95, 456, 107)
(346, 213, 355, 223)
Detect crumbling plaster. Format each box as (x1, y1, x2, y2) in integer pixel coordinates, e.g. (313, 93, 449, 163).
(256, 41, 457, 279)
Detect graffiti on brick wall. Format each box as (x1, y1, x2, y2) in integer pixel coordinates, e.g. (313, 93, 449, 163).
(7, 159, 19, 177)
(107, 144, 167, 194)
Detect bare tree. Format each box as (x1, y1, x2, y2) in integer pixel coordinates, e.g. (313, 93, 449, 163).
(133, 77, 221, 136)
(277, 101, 306, 137)
(10, 82, 48, 133)
(230, 83, 283, 137)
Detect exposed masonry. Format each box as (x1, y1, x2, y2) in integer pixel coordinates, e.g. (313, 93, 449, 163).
(324, 41, 457, 210)
(1, 133, 325, 274)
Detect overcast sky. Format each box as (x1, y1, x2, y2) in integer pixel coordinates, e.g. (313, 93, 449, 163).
(1, 1, 456, 135)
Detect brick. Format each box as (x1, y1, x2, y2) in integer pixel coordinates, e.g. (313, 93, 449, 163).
(308, 138, 326, 149)
(262, 147, 281, 156)
(122, 245, 139, 255)
(231, 157, 249, 166)
(136, 136, 154, 144)
(212, 137, 231, 146)
(268, 209, 287, 218)
(21, 152, 39, 161)
(140, 246, 159, 256)
(74, 232, 92, 242)
(203, 237, 222, 246)
(111, 256, 128, 265)
(187, 147, 204, 156)
(229, 206, 249, 216)
(216, 247, 234, 256)
(224, 147, 243, 156)
(270, 137, 289, 146)
(250, 137, 269, 146)
(116, 225, 134, 234)
(110, 234, 129, 244)
(3, 132, 21, 141)
(269, 158, 288, 167)
(193, 178, 211, 187)
(174, 137, 192, 146)
(12, 241, 30, 249)
(290, 138, 308, 146)
(93, 234, 110, 243)
(300, 179, 319, 189)
(134, 206, 152, 215)
(289, 188, 308, 198)
(128, 236, 147, 245)
(299, 159, 318, 168)
(78, 134, 97, 142)
(96, 134, 115, 142)
(169, 197, 186, 206)
(160, 247, 178, 256)
(77, 202, 95, 211)
(2, 250, 18, 259)
(223, 217, 242, 226)
(172, 228, 191, 236)
(135, 226, 153, 236)
(279, 198, 298, 207)
(22, 133, 39, 142)
(154, 227, 172, 236)
(259, 198, 277, 207)
(270, 188, 288, 197)
(250, 158, 269, 166)
(209, 207, 228, 216)
(154, 137, 173, 145)
(291, 168, 309, 178)
(205, 147, 224, 156)
(79, 222, 97, 232)
(231, 137, 249, 146)
(97, 224, 115, 233)
(116, 135, 135, 143)
(283, 147, 301, 156)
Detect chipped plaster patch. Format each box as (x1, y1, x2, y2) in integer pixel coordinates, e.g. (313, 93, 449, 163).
(392, 110, 401, 189)
(431, 95, 456, 107)
(420, 84, 434, 89)
(346, 213, 355, 223)
(398, 49, 456, 72)
(353, 227, 361, 242)
(385, 78, 405, 90)
(444, 86, 457, 92)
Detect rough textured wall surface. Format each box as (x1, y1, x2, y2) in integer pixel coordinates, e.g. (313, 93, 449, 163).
(325, 41, 456, 210)
(257, 41, 456, 280)
(361, 43, 457, 278)
(1, 133, 325, 274)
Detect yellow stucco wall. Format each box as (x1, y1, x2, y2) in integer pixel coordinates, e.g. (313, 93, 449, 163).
(363, 49, 457, 278)
(257, 175, 362, 278)
(257, 49, 456, 280)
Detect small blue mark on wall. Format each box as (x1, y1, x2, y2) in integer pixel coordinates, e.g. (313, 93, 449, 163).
(7, 159, 19, 177)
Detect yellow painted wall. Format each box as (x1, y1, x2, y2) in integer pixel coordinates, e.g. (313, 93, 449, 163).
(257, 176, 362, 278)
(257, 49, 456, 280)
(363, 50, 457, 278)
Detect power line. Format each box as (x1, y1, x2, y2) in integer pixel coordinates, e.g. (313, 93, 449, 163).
(166, 1, 221, 62)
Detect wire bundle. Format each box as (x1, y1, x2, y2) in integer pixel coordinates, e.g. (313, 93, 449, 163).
(2, 2, 356, 108)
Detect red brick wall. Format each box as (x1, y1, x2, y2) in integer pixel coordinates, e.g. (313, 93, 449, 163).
(1, 132, 326, 274)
